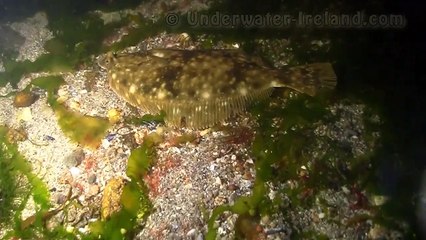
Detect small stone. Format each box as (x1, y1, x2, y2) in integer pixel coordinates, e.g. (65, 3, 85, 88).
(78, 226, 89, 234)
(371, 195, 389, 206)
(200, 128, 210, 136)
(209, 164, 216, 171)
(13, 90, 38, 108)
(318, 212, 325, 219)
(54, 193, 68, 204)
(69, 100, 81, 110)
(107, 108, 122, 124)
(69, 167, 81, 178)
(196, 234, 203, 240)
(186, 228, 197, 236)
(101, 177, 127, 220)
(17, 107, 33, 122)
(88, 174, 97, 184)
(235, 165, 243, 173)
(57, 88, 68, 97)
(246, 158, 254, 164)
(101, 138, 111, 149)
(88, 185, 100, 197)
(242, 171, 253, 180)
(66, 225, 74, 233)
(261, 215, 270, 225)
(56, 95, 68, 104)
(64, 149, 85, 167)
(215, 177, 222, 185)
(227, 183, 237, 191)
(341, 186, 350, 194)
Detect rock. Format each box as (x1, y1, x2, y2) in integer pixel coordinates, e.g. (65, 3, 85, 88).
(101, 177, 127, 220)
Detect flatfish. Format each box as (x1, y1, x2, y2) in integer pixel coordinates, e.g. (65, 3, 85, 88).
(99, 49, 337, 129)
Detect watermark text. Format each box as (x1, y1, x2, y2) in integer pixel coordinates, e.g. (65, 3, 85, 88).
(164, 11, 406, 29)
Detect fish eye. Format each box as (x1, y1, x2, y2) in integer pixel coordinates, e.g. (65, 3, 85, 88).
(98, 52, 116, 69)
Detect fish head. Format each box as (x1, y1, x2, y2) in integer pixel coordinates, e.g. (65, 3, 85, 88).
(97, 52, 117, 70)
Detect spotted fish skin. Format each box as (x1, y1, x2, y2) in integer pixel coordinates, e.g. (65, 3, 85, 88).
(99, 49, 336, 129)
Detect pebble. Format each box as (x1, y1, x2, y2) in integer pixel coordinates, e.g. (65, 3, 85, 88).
(88, 185, 100, 197)
(69, 100, 81, 110)
(371, 195, 389, 206)
(13, 91, 38, 107)
(242, 171, 253, 180)
(17, 107, 33, 121)
(88, 173, 97, 184)
(66, 226, 75, 233)
(186, 228, 197, 236)
(107, 108, 122, 124)
(101, 138, 111, 149)
(54, 193, 68, 204)
(227, 183, 237, 191)
(59, 170, 73, 184)
(215, 176, 222, 185)
(78, 226, 89, 234)
(64, 149, 85, 168)
(196, 233, 204, 240)
(69, 167, 81, 178)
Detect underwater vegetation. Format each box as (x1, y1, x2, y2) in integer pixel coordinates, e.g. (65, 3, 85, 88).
(0, 125, 74, 239)
(204, 92, 382, 239)
(0, 127, 154, 240)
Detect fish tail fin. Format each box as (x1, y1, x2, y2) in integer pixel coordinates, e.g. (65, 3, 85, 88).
(273, 63, 337, 96)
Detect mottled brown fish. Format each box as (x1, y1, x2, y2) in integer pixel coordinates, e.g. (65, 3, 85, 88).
(99, 49, 336, 129)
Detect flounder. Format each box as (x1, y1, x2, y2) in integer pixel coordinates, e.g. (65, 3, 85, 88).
(99, 49, 337, 129)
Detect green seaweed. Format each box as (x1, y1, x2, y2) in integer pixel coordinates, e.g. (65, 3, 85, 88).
(0, 127, 24, 228)
(54, 104, 111, 149)
(87, 133, 159, 240)
(0, 1, 142, 88)
(127, 132, 163, 182)
(32, 75, 111, 149)
(206, 90, 386, 238)
(31, 75, 66, 95)
(0, 126, 66, 239)
(126, 111, 166, 126)
(88, 181, 151, 240)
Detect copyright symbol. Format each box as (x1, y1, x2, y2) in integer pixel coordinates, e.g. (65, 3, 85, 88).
(165, 13, 179, 26)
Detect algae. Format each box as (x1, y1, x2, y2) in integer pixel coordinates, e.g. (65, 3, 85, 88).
(88, 133, 159, 240)
(0, 125, 72, 239)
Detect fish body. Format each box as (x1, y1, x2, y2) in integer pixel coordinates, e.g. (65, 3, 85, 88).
(99, 49, 336, 129)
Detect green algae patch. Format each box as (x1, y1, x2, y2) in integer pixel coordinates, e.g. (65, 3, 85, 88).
(0, 126, 63, 239)
(53, 104, 110, 149)
(206, 177, 268, 240)
(0, 3, 137, 88)
(126, 111, 166, 126)
(0, 126, 26, 227)
(206, 91, 386, 238)
(88, 134, 159, 240)
(127, 132, 163, 181)
(1, 127, 74, 239)
(32, 75, 110, 149)
(0, 54, 74, 88)
(31, 75, 66, 94)
(89, 181, 152, 240)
